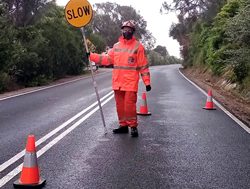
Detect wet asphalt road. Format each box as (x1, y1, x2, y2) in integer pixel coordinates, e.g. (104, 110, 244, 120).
(0, 65, 249, 189)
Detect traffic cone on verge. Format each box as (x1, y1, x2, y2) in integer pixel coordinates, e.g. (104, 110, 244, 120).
(137, 92, 151, 116)
(13, 135, 46, 188)
(203, 89, 216, 110)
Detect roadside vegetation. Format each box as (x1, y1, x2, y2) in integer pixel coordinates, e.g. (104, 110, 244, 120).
(161, 0, 250, 99)
(0, 1, 181, 93)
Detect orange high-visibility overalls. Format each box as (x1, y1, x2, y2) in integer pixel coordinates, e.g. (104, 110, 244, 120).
(90, 36, 150, 127)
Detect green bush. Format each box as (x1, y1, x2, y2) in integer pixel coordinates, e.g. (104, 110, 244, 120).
(0, 72, 10, 92)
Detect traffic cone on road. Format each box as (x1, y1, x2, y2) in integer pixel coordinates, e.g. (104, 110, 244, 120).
(137, 92, 151, 116)
(13, 135, 46, 188)
(203, 89, 216, 110)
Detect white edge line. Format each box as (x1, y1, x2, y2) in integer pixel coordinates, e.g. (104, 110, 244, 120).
(0, 91, 114, 173)
(0, 72, 108, 101)
(0, 94, 114, 187)
(179, 69, 250, 134)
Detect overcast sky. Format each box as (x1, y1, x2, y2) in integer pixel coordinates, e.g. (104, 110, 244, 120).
(57, 0, 180, 58)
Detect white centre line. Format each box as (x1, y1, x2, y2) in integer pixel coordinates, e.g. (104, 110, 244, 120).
(0, 91, 113, 173)
(0, 94, 114, 187)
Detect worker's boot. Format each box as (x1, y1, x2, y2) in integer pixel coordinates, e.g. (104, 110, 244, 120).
(113, 126, 129, 134)
(131, 127, 138, 137)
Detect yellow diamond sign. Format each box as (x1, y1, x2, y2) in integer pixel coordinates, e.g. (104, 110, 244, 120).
(65, 0, 93, 28)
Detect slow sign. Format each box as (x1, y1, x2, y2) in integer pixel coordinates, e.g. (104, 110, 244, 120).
(65, 0, 93, 28)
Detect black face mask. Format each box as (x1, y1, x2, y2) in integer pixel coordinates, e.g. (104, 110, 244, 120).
(123, 31, 133, 40)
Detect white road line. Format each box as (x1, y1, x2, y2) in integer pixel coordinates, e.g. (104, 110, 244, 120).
(0, 94, 114, 187)
(179, 70, 250, 134)
(0, 78, 87, 101)
(0, 72, 109, 101)
(0, 91, 113, 173)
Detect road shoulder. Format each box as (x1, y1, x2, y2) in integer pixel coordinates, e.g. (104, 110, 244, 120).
(180, 67, 250, 127)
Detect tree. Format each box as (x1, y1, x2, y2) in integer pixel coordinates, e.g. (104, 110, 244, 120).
(2, 3, 85, 87)
(2, 0, 53, 27)
(162, 0, 250, 90)
(148, 46, 181, 66)
(161, 0, 227, 60)
(88, 33, 106, 53)
(161, 0, 226, 19)
(224, 1, 250, 83)
(36, 4, 84, 79)
(0, 2, 19, 91)
(154, 45, 169, 57)
(91, 2, 155, 50)
(147, 51, 164, 66)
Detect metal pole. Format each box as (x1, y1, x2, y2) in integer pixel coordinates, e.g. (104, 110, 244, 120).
(80, 27, 107, 134)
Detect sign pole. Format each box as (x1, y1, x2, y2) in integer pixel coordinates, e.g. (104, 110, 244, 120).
(65, 0, 107, 134)
(80, 27, 107, 134)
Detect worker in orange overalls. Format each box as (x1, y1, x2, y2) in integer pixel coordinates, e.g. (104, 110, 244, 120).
(89, 20, 151, 137)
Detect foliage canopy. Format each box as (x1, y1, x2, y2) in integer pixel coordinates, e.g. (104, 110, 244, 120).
(162, 0, 250, 94)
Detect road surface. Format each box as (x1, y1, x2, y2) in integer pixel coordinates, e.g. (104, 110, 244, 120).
(0, 65, 249, 189)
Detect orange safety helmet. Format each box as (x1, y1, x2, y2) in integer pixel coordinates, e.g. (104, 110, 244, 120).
(121, 20, 136, 31)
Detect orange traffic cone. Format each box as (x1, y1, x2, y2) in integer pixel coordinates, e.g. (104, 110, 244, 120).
(203, 89, 216, 110)
(137, 92, 151, 116)
(13, 135, 46, 188)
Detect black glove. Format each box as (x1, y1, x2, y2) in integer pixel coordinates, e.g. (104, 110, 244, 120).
(86, 52, 90, 58)
(146, 85, 151, 92)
